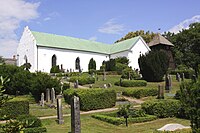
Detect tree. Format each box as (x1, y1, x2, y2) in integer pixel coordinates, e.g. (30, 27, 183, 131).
(88, 58, 96, 71)
(138, 50, 169, 82)
(163, 23, 200, 76)
(115, 30, 156, 43)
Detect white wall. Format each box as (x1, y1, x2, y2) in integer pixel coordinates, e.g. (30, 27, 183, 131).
(128, 38, 150, 70)
(37, 47, 109, 73)
(17, 26, 37, 72)
(110, 51, 129, 59)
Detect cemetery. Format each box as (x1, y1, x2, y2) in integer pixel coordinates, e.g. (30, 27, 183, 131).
(0, 23, 200, 133)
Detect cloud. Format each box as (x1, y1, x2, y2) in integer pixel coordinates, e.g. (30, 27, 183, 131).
(0, 0, 40, 58)
(89, 36, 97, 41)
(168, 15, 200, 34)
(98, 18, 125, 34)
(43, 17, 51, 21)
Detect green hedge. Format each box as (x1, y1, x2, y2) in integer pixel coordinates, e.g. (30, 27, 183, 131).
(170, 69, 195, 79)
(0, 100, 29, 120)
(115, 80, 147, 87)
(23, 127, 47, 133)
(63, 88, 116, 111)
(17, 115, 42, 128)
(69, 75, 95, 85)
(122, 88, 157, 98)
(92, 114, 157, 125)
(141, 100, 181, 118)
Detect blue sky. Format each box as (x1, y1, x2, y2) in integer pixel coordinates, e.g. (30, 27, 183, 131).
(1, 0, 200, 57)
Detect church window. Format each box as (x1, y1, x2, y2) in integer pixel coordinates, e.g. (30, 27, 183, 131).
(75, 57, 80, 70)
(52, 54, 57, 67)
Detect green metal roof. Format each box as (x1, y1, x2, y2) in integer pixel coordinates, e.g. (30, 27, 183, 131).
(31, 31, 141, 54)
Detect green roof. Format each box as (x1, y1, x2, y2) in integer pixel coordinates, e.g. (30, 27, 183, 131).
(31, 31, 141, 54)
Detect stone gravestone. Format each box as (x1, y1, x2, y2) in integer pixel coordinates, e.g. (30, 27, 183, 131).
(74, 80, 79, 88)
(71, 96, 81, 133)
(103, 69, 106, 81)
(181, 73, 185, 81)
(157, 84, 164, 99)
(51, 88, 56, 104)
(128, 72, 131, 80)
(103, 84, 107, 89)
(176, 73, 181, 82)
(40, 93, 45, 107)
(46, 88, 50, 103)
(57, 95, 64, 124)
(107, 83, 112, 88)
(165, 74, 172, 92)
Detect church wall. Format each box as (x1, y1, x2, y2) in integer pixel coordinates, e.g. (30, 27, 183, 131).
(17, 26, 37, 72)
(37, 47, 109, 73)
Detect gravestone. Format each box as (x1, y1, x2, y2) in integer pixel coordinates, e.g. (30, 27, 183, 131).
(71, 96, 81, 133)
(165, 74, 172, 92)
(57, 95, 64, 124)
(89, 84, 93, 88)
(181, 73, 185, 81)
(120, 78, 123, 86)
(128, 72, 131, 80)
(74, 80, 79, 88)
(176, 73, 181, 82)
(157, 84, 164, 99)
(46, 88, 50, 103)
(40, 93, 45, 107)
(107, 83, 112, 88)
(51, 88, 56, 104)
(103, 69, 106, 81)
(103, 84, 107, 89)
(96, 75, 98, 81)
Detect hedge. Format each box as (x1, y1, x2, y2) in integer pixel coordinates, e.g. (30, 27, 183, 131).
(170, 69, 195, 79)
(92, 114, 157, 125)
(63, 88, 116, 111)
(23, 127, 47, 133)
(141, 99, 181, 118)
(0, 100, 29, 120)
(69, 75, 95, 85)
(115, 80, 147, 87)
(122, 88, 157, 98)
(17, 115, 42, 128)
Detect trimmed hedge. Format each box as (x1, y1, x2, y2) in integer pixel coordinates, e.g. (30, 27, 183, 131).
(122, 88, 157, 98)
(0, 100, 29, 120)
(23, 127, 47, 133)
(115, 80, 147, 87)
(69, 75, 95, 85)
(17, 115, 42, 128)
(141, 99, 181, 118)
(63, 88, 116, 111)
(92, 114, 157, 125)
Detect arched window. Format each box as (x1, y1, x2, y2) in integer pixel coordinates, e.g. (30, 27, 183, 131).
(24, 55, 28, 64)
(52, 54, 57, 67)
(75, 57, 80, 70)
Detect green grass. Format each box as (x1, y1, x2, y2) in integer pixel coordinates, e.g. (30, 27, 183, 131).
(42, 114, 191, 133)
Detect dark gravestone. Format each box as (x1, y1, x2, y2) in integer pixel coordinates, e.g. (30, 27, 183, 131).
(40, 93, 45, 107)
(181, 73, 185, 81)
(165, 74, 172, 92)
(107, 83, 112, 88)
(157, 84, 164, 99)
(57, 95, 64, 124)
(176, 73, 181, 82)
(74, 80, 79, 88)
(46, 88, 50, 103)
(103, 69, 106, 81)
(71, 96, 81, 133)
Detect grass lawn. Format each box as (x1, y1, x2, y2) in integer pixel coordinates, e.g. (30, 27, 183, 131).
(42, 114, 191, 133)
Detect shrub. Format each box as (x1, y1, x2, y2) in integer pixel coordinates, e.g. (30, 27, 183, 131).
(50, 65, 60, 73)
(23, 127, 47, 133)
(138, 50, 169, 82)
(122, 87, 157, 98)
(69, 75, 95, 85)
(115, 63, 128, 74)
(88, 58, 96, 71)
(91, 114, 157, 125)
(115, 80, 147, 87)
(170, 69, 195, 79)
(121, 67, 140, 79)
(63, 88, 116, 111)
(16, 115, 42, 128)
(105, 59, 116, 71)
(141, 99, 181, 118)
(0, 100, 29, 120)
(62, 83, 70, 90)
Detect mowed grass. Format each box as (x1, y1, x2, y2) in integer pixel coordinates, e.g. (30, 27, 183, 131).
(42, 114, 191, 133)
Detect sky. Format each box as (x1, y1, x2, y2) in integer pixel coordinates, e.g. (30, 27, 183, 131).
(1, 0, 200, 58)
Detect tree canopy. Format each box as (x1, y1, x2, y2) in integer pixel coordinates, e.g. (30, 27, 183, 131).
(115, 30, 156, 43)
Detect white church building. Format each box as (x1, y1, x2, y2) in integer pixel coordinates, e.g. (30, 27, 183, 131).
(17, 26, 150, 73)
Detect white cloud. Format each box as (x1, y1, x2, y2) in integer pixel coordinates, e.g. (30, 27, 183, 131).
(98, 18, 125, 34)
(89, 36, 97, 41)
(43, 17, 51, 21)
(168, 15, 200, 34)
(0, 0, 40, 57)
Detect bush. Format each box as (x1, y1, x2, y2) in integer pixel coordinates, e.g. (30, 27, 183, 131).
(88, 58, 96, 71)
(170, 69, 195, 79)
(105, 59, 116, 71)
(121, 67, 140, 79)
(115, 63, 129, 75)
(115, 80, 147, 87)
(69, 75, 95, 85)
(30, 72, 61, 102)
(122, 88, 157, 98)
(62, 83, 70, 90)
(138, 50, 169, 82)
(16, 115, 42, 128)
(0, 100, 29, 120)
(63, 88, 116, 111)
(50, 65, 60, 73)
(141, 99, 181, 118)
(91, 114, 157, 125)
(23, 127, 47, 133)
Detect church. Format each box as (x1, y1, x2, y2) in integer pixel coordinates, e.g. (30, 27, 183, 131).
(17, 26, 151, 73)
